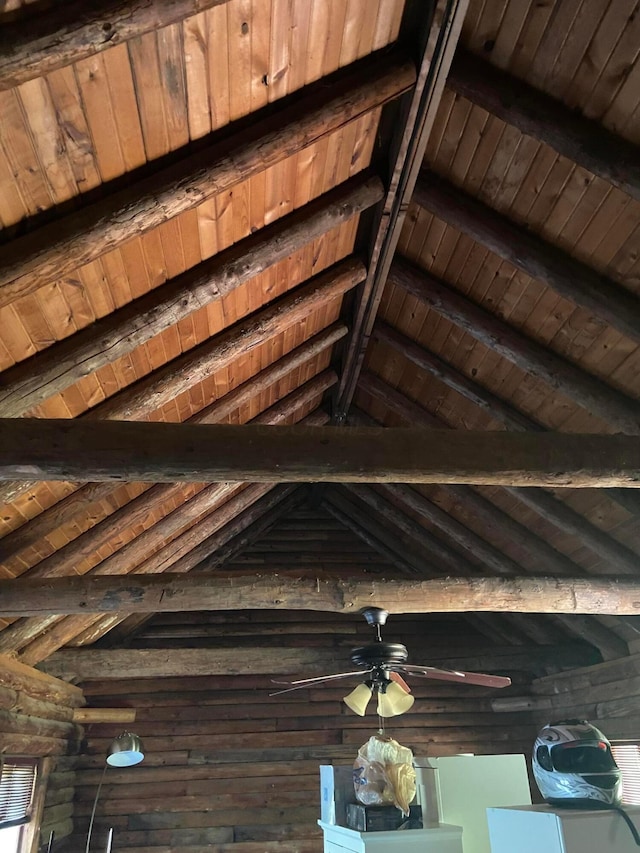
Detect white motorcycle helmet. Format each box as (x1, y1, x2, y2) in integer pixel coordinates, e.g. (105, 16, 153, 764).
(532, 719, 622, 807)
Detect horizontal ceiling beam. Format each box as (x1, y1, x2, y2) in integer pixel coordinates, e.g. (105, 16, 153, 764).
(0, 50, 414, 306)
(2, 421, 640, 486)
(0, 0, 231, 91)
(414, 171, 640, 345)
(447, 50, 640, 203)
(5, 573, 640, 617)
(39, 642, 596, 681)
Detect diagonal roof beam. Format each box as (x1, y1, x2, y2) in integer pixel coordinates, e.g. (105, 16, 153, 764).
(447, 49, 640, 202)
(390, 256, 640, 434)
(373, 320, 640, 533)
(0, 255, 364, 506)
(333, 0, 468, 416)
(0, 173, 381, 418)
(414, 171, 640, 345)
(0, 324, 346, 562)
(0, 49, 414, 306)
(0, 0, 231, 91)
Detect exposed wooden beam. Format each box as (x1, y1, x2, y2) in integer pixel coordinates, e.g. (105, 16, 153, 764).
(389, 256, 640, 434)
(334, 0, 468, 415)
(3, 405, 327, 661)
(5, 573, 640, 617)
(40, 642, 596, 681)
(0, 51, 414, 307)
(0, 0, 231, 91)
(72, 708, 136, 724)
(372, 320, 640, 516)
(0, 653, 83, 707)
(0, 324, 345, 561)
(0, 256, 363, 506)
(360, 365, 640, 577)
(413, 171, 640, 345)
(12, 372, 336, 584)
(447, 49, 640, 203)
(3, 420, 640, 486)
(0, 174, 380, 418)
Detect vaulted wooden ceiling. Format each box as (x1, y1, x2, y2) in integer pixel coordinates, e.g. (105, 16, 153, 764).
(1, 0, 639, 681)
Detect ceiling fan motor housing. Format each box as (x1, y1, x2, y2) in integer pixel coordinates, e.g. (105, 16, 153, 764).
(350, 641, 408, 667)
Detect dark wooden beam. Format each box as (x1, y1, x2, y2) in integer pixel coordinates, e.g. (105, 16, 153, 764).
(360, 364, 640, 576)
(4, 572, 640, 616)
(372, 319, 640, 516)
(0, 324, 345, 561)
(447, 50, 640, 203)
(0, 654, 84, 707)
(18, 486, 304, 666)
(0, 256, 363, 506)
(0, 0, 231, 90)
(333, 0, 467, 415)
(2, 420, 640, 486)
(413, 171, 640, 345)
(0, 174, 380, 418)
(0, 50, 414, 307)
(39, 642, 596, 681)
(390, 256, 640, 434)
(1, 399, 330, 660)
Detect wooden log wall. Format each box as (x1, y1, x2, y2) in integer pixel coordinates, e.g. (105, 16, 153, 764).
(529, 651, 640, 743)
(0, 654, 84, 850)
(67, 662, 536, 853)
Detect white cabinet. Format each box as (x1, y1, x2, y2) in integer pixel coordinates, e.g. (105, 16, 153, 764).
(417, 754, 532, 853)
(487, 804, 640, 853)
(319, 820, 464, 853)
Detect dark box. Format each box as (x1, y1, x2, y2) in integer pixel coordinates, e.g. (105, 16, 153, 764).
(346, 803, 422, 832)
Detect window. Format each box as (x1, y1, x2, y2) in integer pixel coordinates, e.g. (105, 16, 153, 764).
(0, 758, 38, 853)
(612, 744, 640, 806)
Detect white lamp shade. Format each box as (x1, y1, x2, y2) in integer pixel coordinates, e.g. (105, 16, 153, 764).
(343, 683, 373, 716)
(106, 732, 145, 767)
(377, 681, 415, 717)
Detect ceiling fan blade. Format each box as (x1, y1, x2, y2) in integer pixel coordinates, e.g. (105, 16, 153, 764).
(393, 664, 511, 689)
(269, 669, 371, 696)
(388, 670, 412, 693)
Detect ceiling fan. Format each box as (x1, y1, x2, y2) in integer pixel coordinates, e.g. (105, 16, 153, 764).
(270, 607, 511, 718)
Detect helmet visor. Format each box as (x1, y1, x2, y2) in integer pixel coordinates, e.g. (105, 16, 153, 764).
(551, 742, 618, 774)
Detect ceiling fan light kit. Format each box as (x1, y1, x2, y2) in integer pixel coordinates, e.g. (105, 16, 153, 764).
(271, 607, 510, 717)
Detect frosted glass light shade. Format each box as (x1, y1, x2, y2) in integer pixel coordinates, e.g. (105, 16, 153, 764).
(106, 732, 145, 767)
(343, 683, 373, 716)
(377, 681, 415, 718)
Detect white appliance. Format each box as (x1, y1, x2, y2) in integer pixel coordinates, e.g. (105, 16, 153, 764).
(487, 804, 640, 853)
(416, 754, 532, 853)
(319, 820, 464, 853)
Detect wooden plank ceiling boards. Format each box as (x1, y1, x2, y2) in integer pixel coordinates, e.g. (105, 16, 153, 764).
(0, 0, 639, 714)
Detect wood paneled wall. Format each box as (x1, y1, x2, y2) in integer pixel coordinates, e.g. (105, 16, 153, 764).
(531, 652, 640, 742)
(66, 672, 536, 853)
(0, 654, 84, 850)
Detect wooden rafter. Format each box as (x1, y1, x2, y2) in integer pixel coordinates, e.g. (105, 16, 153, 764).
(0, 174, 381, 418)
(372, 320, 640, 517)
(0, 257, 364, 506)
(0, 51, 414, 306)
(413, 171, 640, 344)
(0, 0, 232, 90)
(3, 420, 640, 486)
(447, 49, 640, 203)
(389, 256, 640, 433)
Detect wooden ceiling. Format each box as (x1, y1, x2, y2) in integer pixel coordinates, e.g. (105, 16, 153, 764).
(1, 0, 640, 680)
